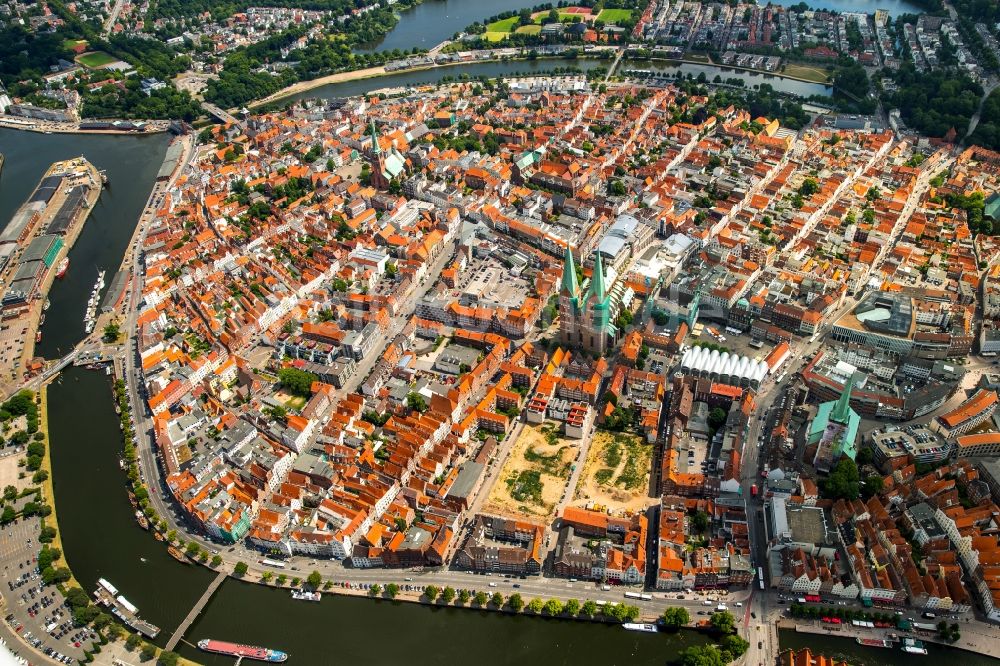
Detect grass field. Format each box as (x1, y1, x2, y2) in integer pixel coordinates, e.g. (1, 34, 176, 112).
(515, 24, 541, 35)
(78, 51, 118, 68)
(487, 16, 519, 32)
(597, 8, 633, 23)
(63, 38, 88, 50)
(781, 62, 832, 83)
(483, 32, 510, 42)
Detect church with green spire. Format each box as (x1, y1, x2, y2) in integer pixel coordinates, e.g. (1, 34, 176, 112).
(808, 370, 862, 474)
(366, 118, 406, 190)
(558, 246, 617, 356)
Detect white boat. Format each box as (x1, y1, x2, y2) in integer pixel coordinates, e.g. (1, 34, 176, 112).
(901, 638, 928, 655)
(622, 623, 658, 633)
(290, 589, 321, 602)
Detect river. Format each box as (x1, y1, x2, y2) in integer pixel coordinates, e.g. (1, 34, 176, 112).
(358, 0, 925, 55)
(621, 59, 832, 97)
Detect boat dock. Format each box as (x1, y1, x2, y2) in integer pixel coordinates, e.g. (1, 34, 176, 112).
(164, 569, 228, 651)
(93, 578, 160, 639)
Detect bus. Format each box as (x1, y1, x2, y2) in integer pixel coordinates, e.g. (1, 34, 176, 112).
(261, 558, 287, 569)
(624, 592, 653, 601)
(757, 567, 765, 590)
(804, 594, 821, 603)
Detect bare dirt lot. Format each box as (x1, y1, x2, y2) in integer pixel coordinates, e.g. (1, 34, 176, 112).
(0, 451, 29, 492)
(482, 423, 577, 521)
(572, 431, 655, 514)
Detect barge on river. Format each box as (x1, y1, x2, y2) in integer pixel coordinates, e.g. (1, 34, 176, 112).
(198, 639, 288, 662)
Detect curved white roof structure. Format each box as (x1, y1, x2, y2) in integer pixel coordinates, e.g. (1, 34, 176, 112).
(680, 347, 768, 385)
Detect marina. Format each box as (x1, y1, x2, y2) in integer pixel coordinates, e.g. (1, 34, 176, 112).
(83, 268, 105, 334)
(93, 578, 160, 639)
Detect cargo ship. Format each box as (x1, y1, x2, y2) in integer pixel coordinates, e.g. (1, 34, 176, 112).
(622, 623, 658, 633)
(857, 637, 893, 648)
(290, 589, 321, 602)
(55, 257, 69, 278)
(901, 638, 928, 655)
(197, 639, 288, 662)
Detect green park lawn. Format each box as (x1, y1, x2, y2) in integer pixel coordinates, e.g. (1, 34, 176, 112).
(486, 16, 520, 33)
(77, 51, 117, 68)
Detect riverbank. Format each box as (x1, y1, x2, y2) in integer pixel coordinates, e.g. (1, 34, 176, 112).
(631, 55, 834, 88)
(787, 617, 1000, 659)
(0, 117, 169, 136)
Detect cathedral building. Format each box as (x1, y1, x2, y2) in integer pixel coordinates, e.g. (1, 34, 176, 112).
(559, 246, 617, 356)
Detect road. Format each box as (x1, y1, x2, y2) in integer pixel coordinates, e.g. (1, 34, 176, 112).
(101, 0, 126, 36)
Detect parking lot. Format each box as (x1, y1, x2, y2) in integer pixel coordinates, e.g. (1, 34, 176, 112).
(1, 516, 91, 664)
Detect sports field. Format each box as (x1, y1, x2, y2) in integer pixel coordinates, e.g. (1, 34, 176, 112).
(77, 51, 117, 68)
(597, 8, 633, 23)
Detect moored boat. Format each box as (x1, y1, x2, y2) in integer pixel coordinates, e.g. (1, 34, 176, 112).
(197, 639, 288, 662)
(167, 545, 190, 564)
(55, 257, 69, 278)
(901, 638, 928, 655)
(290, 589, 321, 602)
(857, 637, 893, 648)
(622, 623, 658, 633)
(135, 510, 149, 530)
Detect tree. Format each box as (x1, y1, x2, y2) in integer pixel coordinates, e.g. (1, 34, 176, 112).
(0, 506, 15, 525)
(474, 590, 489, 607)
(661, 606, 691, 630)
(368, 583, 382, 597)
(424, 585, 439, 601)
(261, 571, 273, 583)
(406, 392, 428, 413)
(102, 322, 121, 343)
(692, 510, 710, 533)
(527, 597, 544, 614)
(678, 644, 727, 666)
(307, 571, 322, 589)
(862, 475, 884, 498)
(490, 592, 503, 608)
(823, 457, 861, 500)
(720, 634, 749, 657)
(277, 367, 317, 397)
(581, 600, 598, 617)
(507, 593, 523, 611)
(457, 588, 470, 604)
(125, 633, 143, 650)
(441, 586, 456, 603)
(610, 180, 627, 196)
(140, 643, 157, 661)
(233, 561, 248, 576)
(211, 554, 223, 568)
(276, 574, 287, 586)
(708, 407, 728, 430)
(565, 598, 581, 616)
(710, 610, 736, 634)
(543, 599, 563, 616)
(158, 651, 180, 666)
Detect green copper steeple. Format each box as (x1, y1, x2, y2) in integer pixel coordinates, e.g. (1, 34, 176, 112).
(369, 118, 382, 155)
(562, 245, 580, 297)
(590, 252, 607, 303)
(833, 372, 857, 423)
